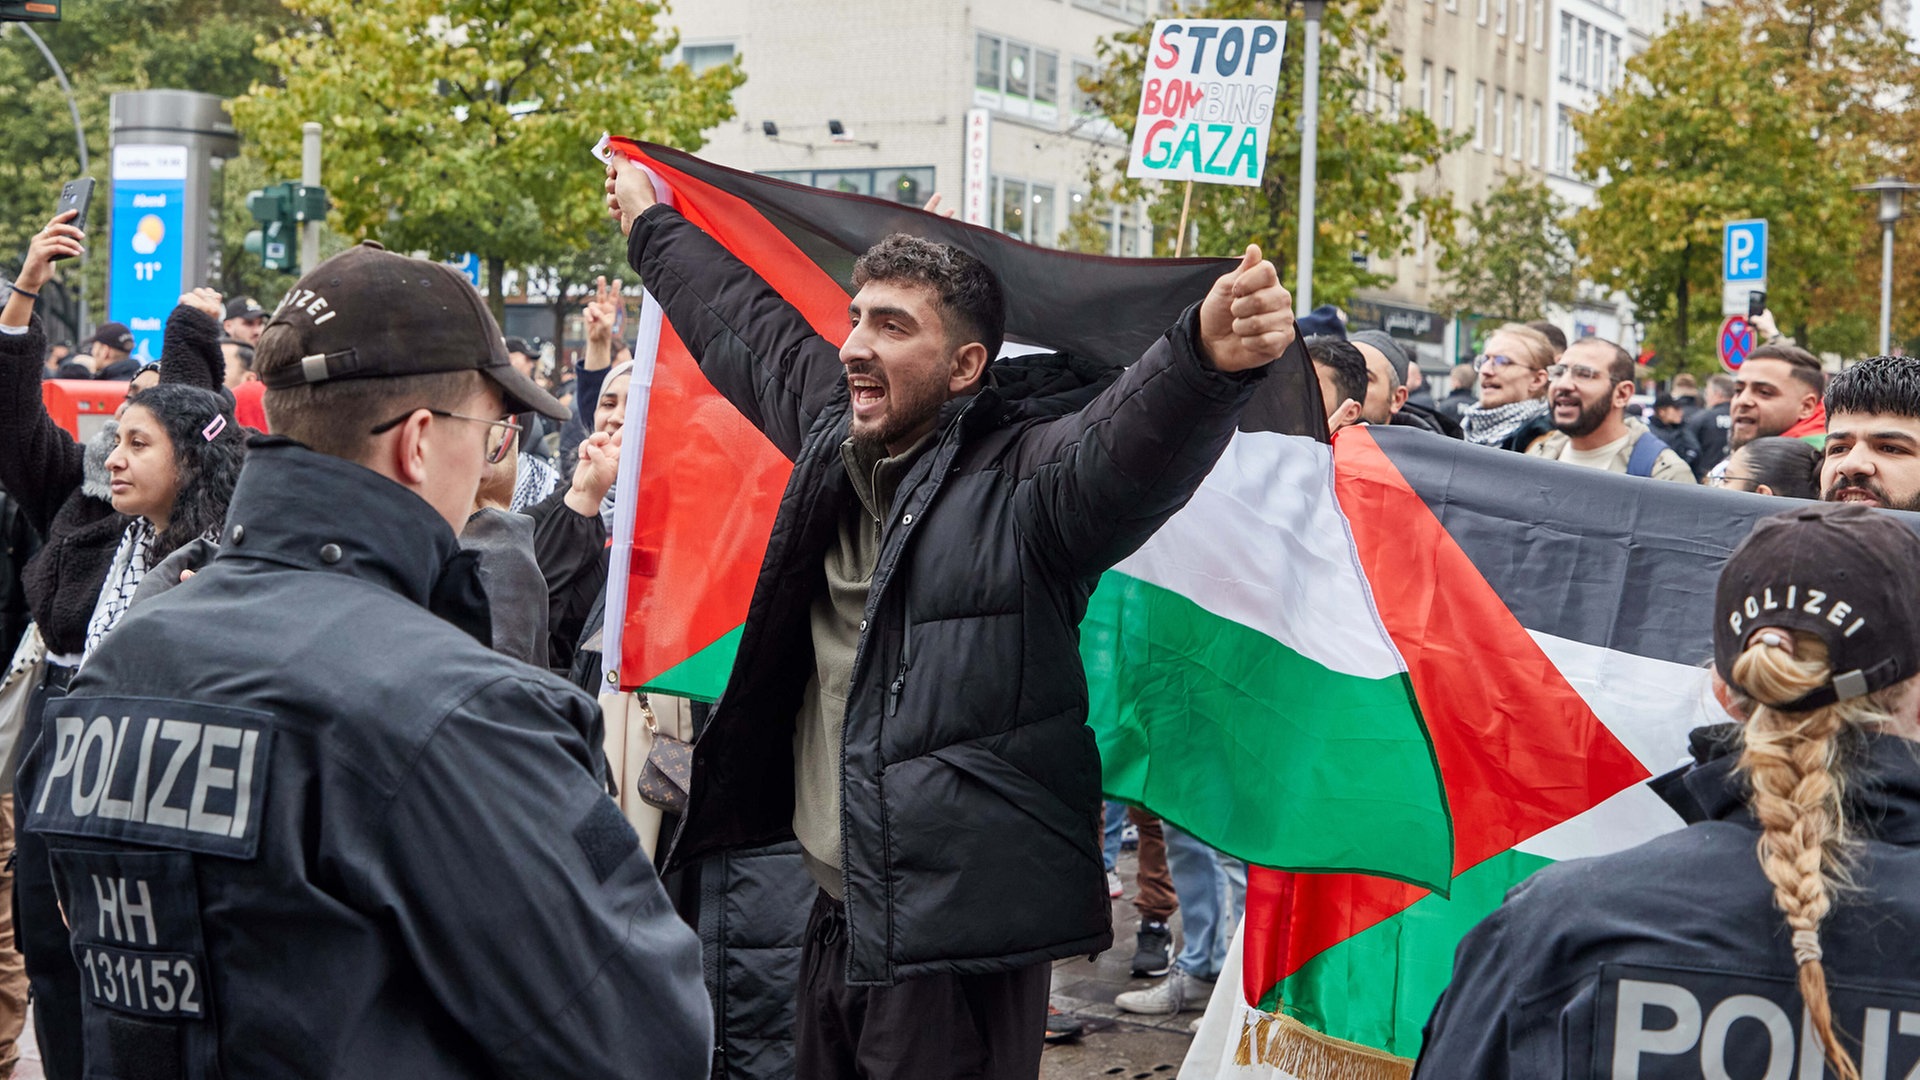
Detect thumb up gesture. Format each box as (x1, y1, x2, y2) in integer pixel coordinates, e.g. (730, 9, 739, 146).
(1199, 244, 1295, 373)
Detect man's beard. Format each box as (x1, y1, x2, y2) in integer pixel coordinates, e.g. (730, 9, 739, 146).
(1823, 472, 1920, 511)
(849, 366, 950, 452)
(1553, 393, 1613, 438)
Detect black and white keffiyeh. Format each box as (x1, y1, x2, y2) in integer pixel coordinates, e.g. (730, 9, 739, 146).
(1459, 397, 1548, 447)
(82, 518, 156, 662)
(510, 451, 561, 513)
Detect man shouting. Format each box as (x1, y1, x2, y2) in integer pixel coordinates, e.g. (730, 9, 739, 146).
(607, 158, 1295, 1079)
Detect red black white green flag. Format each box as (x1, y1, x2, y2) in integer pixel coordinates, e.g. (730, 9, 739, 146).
(598, 141, 1777, 1074)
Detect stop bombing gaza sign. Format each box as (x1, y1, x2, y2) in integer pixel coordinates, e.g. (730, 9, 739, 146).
(1127, 19, 1288, 188)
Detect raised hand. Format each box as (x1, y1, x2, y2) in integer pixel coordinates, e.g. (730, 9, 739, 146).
(564, 428, 624, 519)
(16, 210, 86, 294)
(1198, 244, 1295, 373)
(584, 275, 622, 347)
(922, 193, 959, 220)
(177, 287, 224, 322)
(605, 157, 659, 237)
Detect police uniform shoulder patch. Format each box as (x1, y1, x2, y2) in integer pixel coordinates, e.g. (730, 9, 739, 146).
(25, 697, 274, 859)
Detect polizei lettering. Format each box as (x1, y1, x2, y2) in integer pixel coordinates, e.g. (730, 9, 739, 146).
(1598, 964, 1920, 1078)
(27, 697, 273, 859)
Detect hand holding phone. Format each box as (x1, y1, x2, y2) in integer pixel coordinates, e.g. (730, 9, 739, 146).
(53, 178, 93, 261)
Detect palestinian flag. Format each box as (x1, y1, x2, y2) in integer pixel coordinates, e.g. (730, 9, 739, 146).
(599, 140, 1442, 885)
(1181, 425, 1781, 1078)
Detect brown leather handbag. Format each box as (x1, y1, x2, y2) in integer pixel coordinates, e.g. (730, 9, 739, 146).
(634, 695, 692, 814)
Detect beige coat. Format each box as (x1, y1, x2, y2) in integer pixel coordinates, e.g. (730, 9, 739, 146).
(1526, 415, 1698, 484)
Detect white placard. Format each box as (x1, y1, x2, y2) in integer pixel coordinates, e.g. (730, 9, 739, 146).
(1126, 20, 1287, 189)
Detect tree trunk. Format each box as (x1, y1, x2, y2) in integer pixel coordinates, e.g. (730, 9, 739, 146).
(552, 294, 572, 377)
(487, 256, 506, 324)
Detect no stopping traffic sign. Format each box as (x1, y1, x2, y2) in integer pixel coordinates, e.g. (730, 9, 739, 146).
(1719, 315, 1756, 372)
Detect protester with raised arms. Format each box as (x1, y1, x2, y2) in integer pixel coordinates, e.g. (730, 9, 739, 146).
(607, 152, 1294, 1080)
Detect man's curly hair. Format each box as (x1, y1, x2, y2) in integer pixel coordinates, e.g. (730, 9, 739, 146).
(852, 234, 1005, 363)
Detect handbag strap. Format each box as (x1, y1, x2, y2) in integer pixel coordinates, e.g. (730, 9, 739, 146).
(638, 693, 658, 736)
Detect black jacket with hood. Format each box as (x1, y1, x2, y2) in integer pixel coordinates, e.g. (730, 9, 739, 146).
(629, 204, 1265, 985)
(1415, 725, 1920, 1077)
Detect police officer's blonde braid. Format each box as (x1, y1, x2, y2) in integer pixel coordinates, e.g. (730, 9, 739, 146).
(1732, 632, 1873, 1080)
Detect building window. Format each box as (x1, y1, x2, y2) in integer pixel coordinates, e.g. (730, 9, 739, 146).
(1588, 27, 1604, 86)
(1389, 58, 1403, 118)
(1554, 108, 1571, 173)
(763, 167, 937, 207)
(1443, 69, 1457, 130)
(1607, 35, 1622, 89)
(1514, 0, 1526, 44)
(1575, 23, 1590, 88)
(1071, 60, 1098, 115)
(1492, 89, 1505, 155)
(1559, 14, 1573, 78)
(1073, 0, 1150, 18)
(1534, 0, 1546, 48)
(1495, 0, 1507, 35)
(1531, 100, 1544, 167)
(975, 32, 1061, 121)
(1444, 0, 1457, 14)
(1364, 45, 1378, 113)
(681, 42, 736, 74)
(1419, 60, 1433, 115)
(992, 176, 1060, 246)
(1510, 99, 1524, 159)
(1477, 0, 1489, 25)
(1472, 81, 1486, 149)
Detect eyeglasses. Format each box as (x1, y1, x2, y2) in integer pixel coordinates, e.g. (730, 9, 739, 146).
(1545, 362, 1615, 383)
(1709, 473, 1763, 490)
(1473, 354, 1533, 373)
(368, 409, 522, 465)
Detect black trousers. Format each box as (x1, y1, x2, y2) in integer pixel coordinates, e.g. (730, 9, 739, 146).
(794, 891, 1049, 1080)
(14, 662, 81, 1080)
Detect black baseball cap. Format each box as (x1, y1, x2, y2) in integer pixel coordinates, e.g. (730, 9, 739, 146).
(255, 242, 568, 420)
(89, 323, 134, 352)
(503, 336, 534, 357)
(1714, 503, 1920, 710)
(224, 296, 267, 321)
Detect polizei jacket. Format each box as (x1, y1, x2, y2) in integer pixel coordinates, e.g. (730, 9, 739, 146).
(1414, 726, 1920, 1078)
(18, 439, 712, 1079)
(631, 205, 1265, 985)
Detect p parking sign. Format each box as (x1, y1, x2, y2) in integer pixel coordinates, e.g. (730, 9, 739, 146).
(1721, 219, 1767, 316)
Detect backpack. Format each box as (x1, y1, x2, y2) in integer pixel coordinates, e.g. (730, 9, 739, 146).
(1626, 431, 1672, 478)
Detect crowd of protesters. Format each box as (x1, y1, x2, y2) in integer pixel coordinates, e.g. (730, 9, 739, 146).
(1, 163, 1919, 1080)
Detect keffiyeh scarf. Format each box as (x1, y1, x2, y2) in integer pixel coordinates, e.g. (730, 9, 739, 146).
(82, 518, 156, 663)
(511, 451, 561, 513)
(1459, 397, 1548, 447)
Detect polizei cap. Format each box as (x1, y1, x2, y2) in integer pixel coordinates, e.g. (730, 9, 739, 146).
(1714, 502, 1920, 710)
(255, 242, 569, 420)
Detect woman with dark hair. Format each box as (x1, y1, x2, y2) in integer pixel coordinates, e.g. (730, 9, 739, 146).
(1415, 503, 1920, 1080)
(1713, 434, 1821, 499)
(0, 211, 239, 1080)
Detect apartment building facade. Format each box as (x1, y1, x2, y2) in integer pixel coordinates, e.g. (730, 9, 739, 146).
(667, 0, 1153, 260)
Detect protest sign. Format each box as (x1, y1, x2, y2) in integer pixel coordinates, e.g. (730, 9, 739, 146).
(1127, 20, 1288, 189)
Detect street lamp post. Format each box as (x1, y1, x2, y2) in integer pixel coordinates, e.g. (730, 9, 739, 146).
(1296, 0, 1325, 314)
(11, 23, 90, 336)
(1853, 176, 1920, 357)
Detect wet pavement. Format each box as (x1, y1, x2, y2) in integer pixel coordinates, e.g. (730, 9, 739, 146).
(1043, 848, 1199, 1079)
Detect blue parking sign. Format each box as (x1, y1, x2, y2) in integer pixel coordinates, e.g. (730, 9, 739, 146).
(1724, 220, 1767, 282)
(445, 253, 482, 289)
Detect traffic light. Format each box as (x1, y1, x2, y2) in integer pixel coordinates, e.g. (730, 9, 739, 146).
(0, 1, 61, 22)
(245, 183, 296, 272)
(245, 181, 332, 272)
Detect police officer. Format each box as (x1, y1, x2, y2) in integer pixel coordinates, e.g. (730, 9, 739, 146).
(1416, 502, 1920, 1079)
(17, 243, 712, 1078)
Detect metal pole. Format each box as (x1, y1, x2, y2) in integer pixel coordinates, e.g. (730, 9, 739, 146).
(1296, 0, 1324, 314)
(19, 24, 90, 335)
(1881, 221, 1895, 357)
(300, 122, 323, 275)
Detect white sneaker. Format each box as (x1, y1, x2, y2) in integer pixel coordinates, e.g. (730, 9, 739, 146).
(1106, 869, 1124, 898)
(1114, 970, 1215, 1015)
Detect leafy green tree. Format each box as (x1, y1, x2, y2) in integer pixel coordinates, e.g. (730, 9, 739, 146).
(0, 0, 294, 337)
(234, 0, 744, 320)
(1077, 0, 1462, 304)
(1436, 175, 1574, 323)
(1574, 4, 1909, 368)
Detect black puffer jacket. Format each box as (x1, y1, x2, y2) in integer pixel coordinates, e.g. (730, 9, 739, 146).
(1415, 727, 1920, 1077)
(631, 205, 1264, 985)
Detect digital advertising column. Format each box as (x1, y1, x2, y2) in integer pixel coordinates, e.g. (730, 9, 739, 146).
(108, 143, 189, 364)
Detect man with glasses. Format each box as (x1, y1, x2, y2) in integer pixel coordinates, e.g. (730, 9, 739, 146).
(1459, 323, 1556, 452)
(17, 242, 713, 1078)
(1524, 336, 1696, 483)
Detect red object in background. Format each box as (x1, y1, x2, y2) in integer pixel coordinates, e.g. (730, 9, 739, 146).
(232, 379, 269, 432)
(42, 379, 125, 441)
